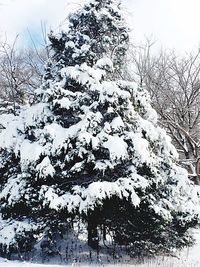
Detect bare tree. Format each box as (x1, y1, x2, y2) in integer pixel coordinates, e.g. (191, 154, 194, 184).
(0, 36, 27, 113)
(0, 34, 48, 114)
(125, 44, 200, 183)
(123, 39, 157, 86)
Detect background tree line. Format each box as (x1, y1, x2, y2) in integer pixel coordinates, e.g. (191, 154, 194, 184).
(0, 35, 199, 182)
(123, 41, 200, 183)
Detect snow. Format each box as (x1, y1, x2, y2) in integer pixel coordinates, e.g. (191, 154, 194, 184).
(98, 81, 131, 104)
(0, 115, 23, 150)
(1, 228, 200, 266)
(0, 176, 27, 206)
(24, 103, 51, 127)
(95, 57, 113, 71)
(110, 116, 125, 132)
(61, 63, 105, 87)
(130, 133, 151, 164)
(20, 140, 44, 165)
(103, 135, 128, 161)
(0, 113, 16, 129)
(53, 97, 72, 110)
(40, 174, 148, 213)
(0, 217, 37, 248)
(36, 156, 55, 178)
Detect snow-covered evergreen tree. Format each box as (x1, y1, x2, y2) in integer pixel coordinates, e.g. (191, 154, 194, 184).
(0, 0, 199, 255)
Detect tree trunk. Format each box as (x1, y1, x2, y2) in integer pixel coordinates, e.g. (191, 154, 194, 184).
(87, 213, 99, 249)
(103, 224, 106, 241)
(195, 158, 200, 185)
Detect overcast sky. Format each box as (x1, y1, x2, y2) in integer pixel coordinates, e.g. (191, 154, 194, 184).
(0, 0, 200, 53)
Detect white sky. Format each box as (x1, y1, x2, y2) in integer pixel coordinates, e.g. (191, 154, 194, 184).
(0, 0, 200, 52)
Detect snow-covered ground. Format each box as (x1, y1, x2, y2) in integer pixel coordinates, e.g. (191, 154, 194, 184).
(0, 228, 200, 267)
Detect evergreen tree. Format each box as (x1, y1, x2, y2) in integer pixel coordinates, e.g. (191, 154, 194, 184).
(0, 0, 199, 256)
